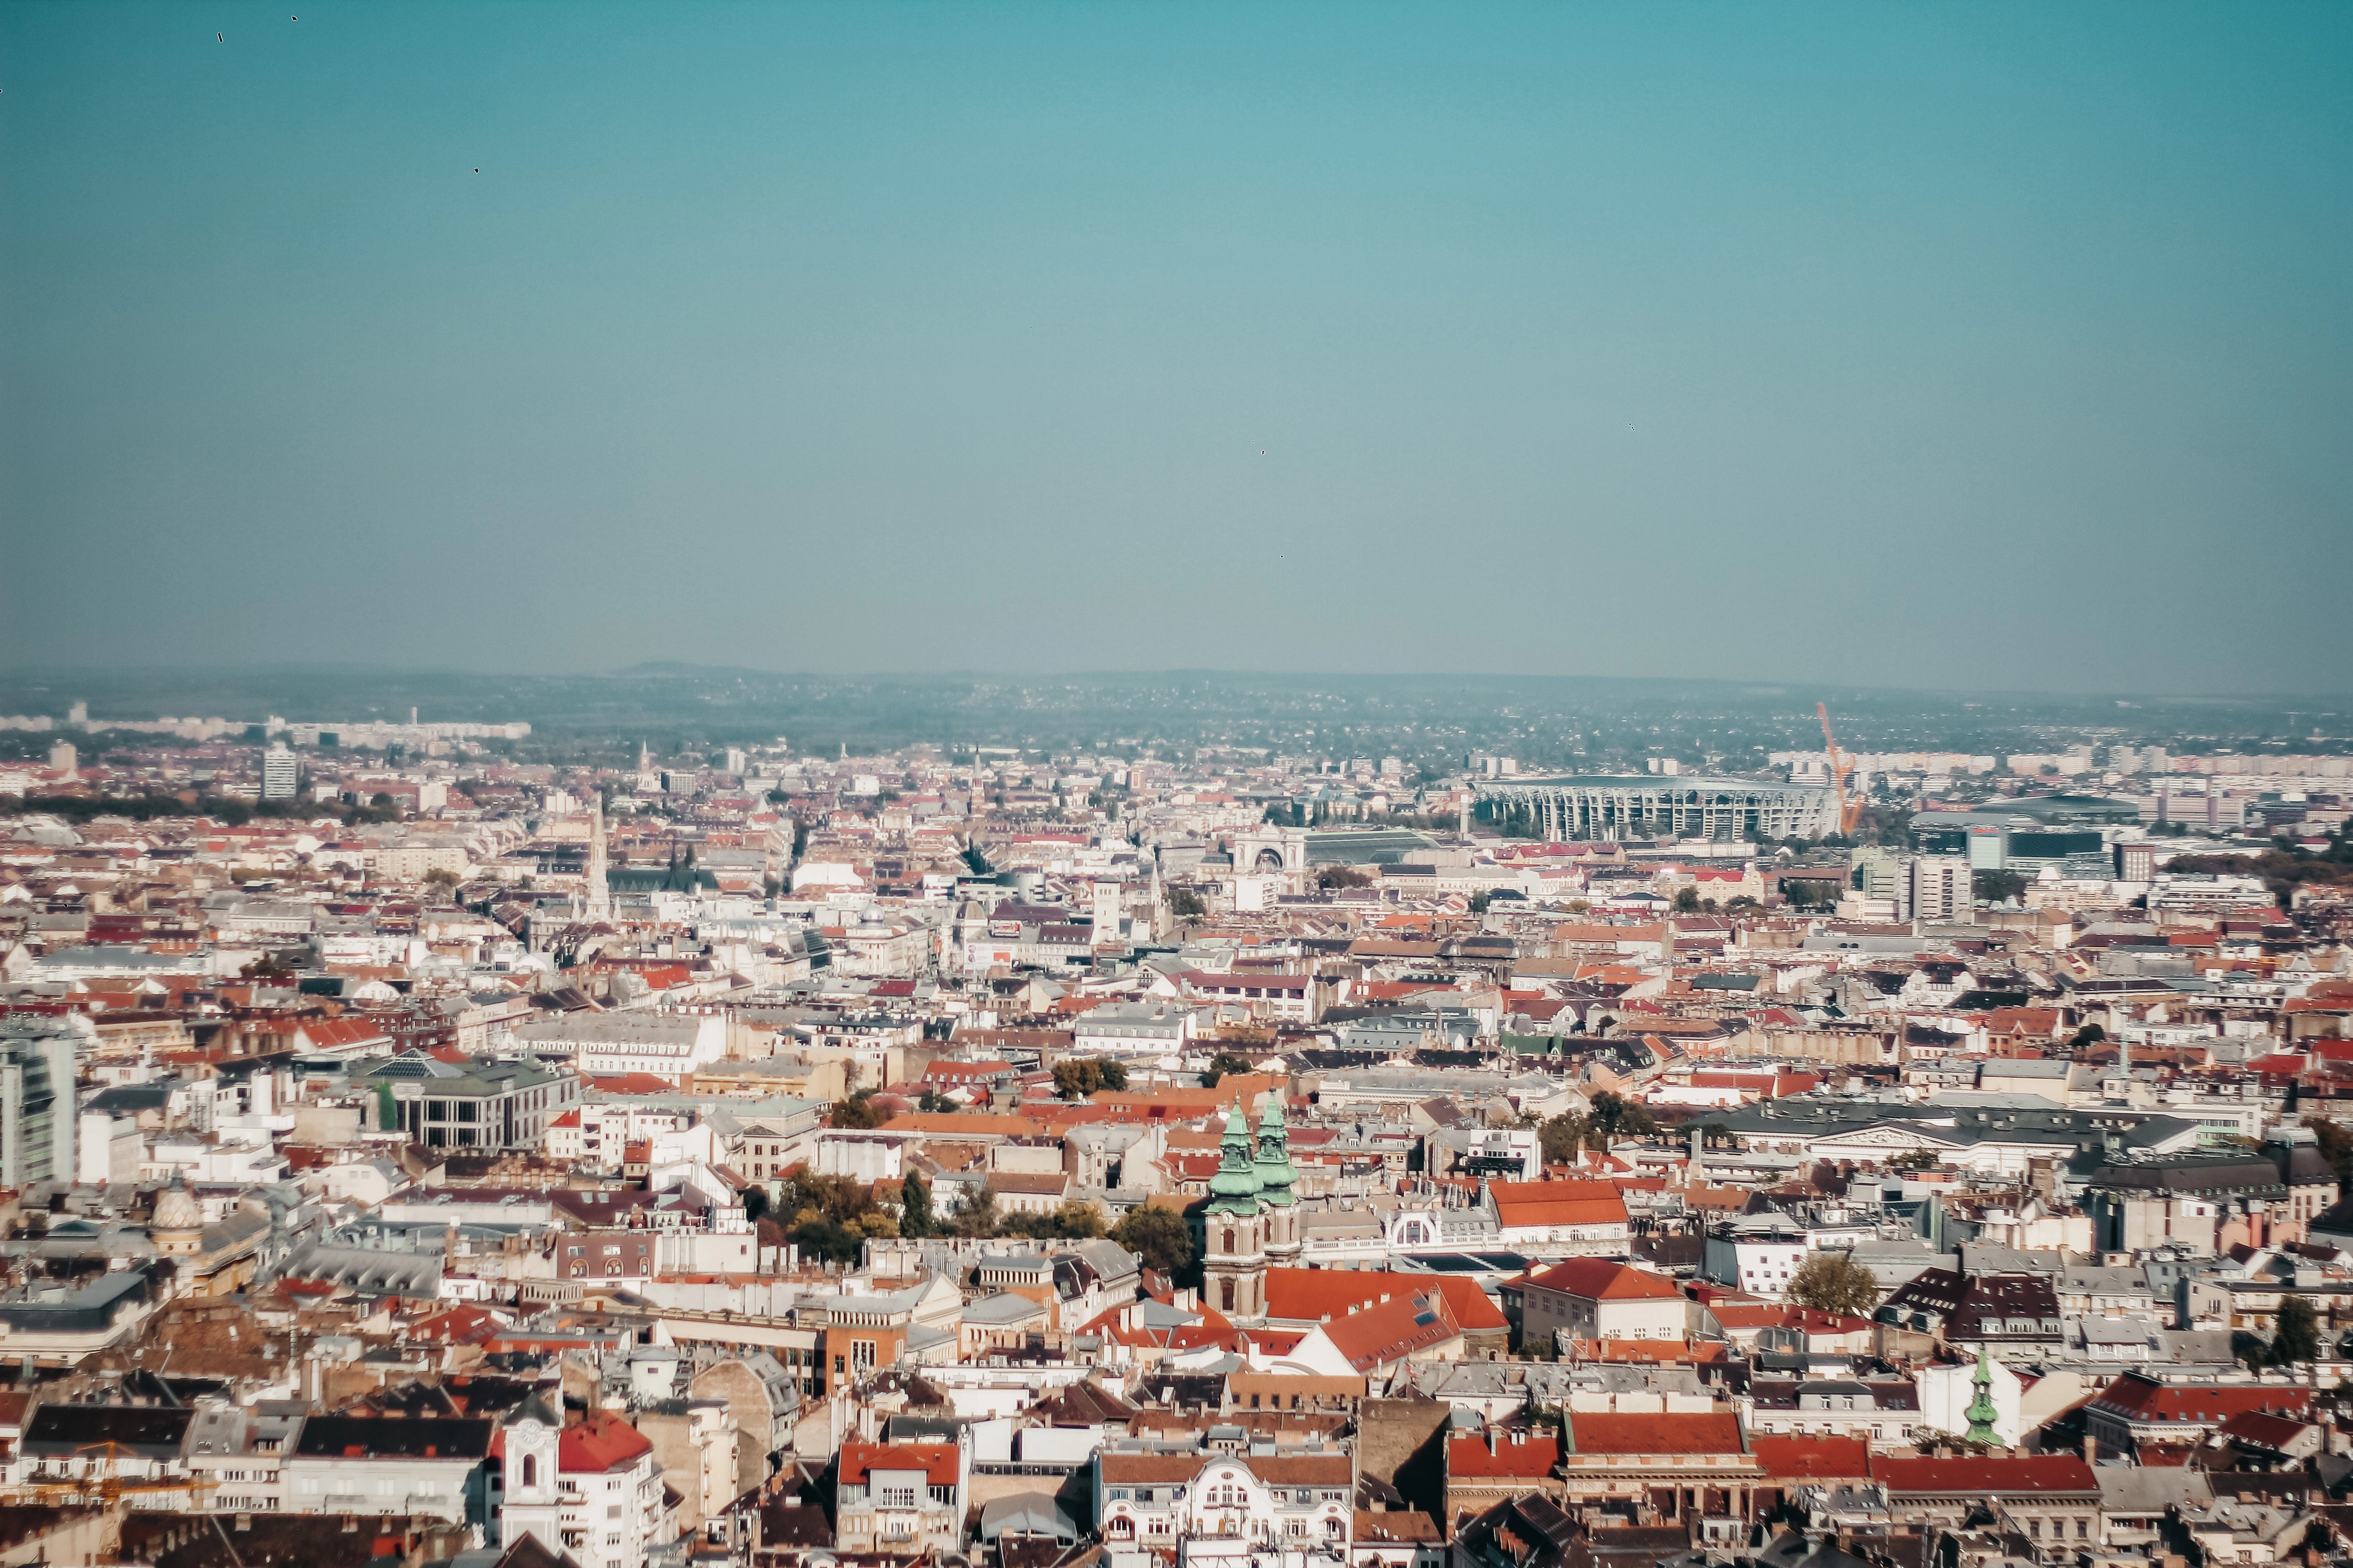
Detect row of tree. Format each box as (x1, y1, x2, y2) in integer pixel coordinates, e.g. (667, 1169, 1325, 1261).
(744, 1162, 1197, 1279)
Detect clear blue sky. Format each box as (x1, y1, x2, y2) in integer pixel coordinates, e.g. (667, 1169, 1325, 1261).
(4, 2, 2349, 693)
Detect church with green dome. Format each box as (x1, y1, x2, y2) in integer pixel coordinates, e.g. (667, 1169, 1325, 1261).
(1198, 1091, 1301, 1321)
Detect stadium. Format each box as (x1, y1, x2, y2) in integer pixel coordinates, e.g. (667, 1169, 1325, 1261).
(1472, 774, 1837, 843)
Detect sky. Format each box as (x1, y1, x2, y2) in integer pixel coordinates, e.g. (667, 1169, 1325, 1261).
(4, 3, 2350, 695)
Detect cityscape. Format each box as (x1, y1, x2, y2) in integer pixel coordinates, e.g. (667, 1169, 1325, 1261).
(6, 7, 2353, 1568)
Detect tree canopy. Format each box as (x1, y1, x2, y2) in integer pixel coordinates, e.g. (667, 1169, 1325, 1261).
(1785, 1251, 1881, 1317)
(1201, 1052, 1255, 1088)
(1109, 1205, 1194, 1277)
(1052, 1057, 1128, 1099)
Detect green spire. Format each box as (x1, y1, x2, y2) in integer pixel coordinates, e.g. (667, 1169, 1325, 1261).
(1964, 1347, 2000, 1445)
(1206, 1103, 1264, 1215)
(1254, 1093, 1297, 1208)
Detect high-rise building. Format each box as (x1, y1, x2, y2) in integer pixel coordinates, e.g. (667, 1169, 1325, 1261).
(1910, 855, 1974, 923)
(66, 701, 87, 726)
(0, 1017, 83, 1188)
(45, 741, 75, 775)
(261, 745, 299, 800)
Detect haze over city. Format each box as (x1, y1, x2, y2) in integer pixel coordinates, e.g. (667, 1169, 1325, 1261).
(9, 15, 2353, 1568)
(5, 4, 2352, 692)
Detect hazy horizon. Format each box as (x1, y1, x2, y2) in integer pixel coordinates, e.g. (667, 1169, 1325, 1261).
(7, 3, 2351, 692)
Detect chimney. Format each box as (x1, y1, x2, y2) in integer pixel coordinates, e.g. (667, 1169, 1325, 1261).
(2083, 1433, 2097, 1464)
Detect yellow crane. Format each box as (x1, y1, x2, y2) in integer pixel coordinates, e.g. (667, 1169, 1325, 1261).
(1816, 702, 1864, 836)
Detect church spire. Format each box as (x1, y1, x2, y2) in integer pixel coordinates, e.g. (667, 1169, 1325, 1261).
(1254, 1092, 1297, 1207)
(1964, 1347, 2001, 1445)
(585, 791, 610, 918)
(1206, 1103, 1263, 1215)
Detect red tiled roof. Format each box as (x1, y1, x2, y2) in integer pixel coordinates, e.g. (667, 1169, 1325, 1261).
(1487, 1179, 1629, 1229)
(1568, 1412, 1743, 1455)
(1871, 1455, 2097, 1494)
(1314, 1291, 1462, 1372)
(1263, 1268, 1508, 1332)
(1447, 1428, 1561, 1480)
(560, 1412, 651, 1473)
(1752, 1436, 1870, 1481)
(841, 1441, 958, 1488)
(1526, 1258, 1679, 1302)
(2088, 1375, 2313, 1426)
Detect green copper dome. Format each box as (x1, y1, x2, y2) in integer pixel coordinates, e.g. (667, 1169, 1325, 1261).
(1253, 1093, 1297, 1207)
(1206, 1103, 1264, 1214)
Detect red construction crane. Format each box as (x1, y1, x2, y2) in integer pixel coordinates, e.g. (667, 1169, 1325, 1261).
(1817, 702, 1863, 836)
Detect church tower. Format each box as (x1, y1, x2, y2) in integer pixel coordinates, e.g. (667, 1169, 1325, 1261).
(1254, 1092, 1300, 1268)
(1201, 1102, 1267, 1321)
(500, 1387, 564, 1551)
(585, 794, 610, 918)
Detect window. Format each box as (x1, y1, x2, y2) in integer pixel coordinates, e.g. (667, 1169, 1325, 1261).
(523, 1456, 537, 1489)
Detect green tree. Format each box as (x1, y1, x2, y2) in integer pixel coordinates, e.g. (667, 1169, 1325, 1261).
(916, 1089, 958, 1115)
(1784, 1251, 1881, 1318)
(1468, 892, 1492, 915)
(1974, 869, 2028, 904)
(1537, 1112, 1592, 1165)
(1053, 1057, 1127, 1099)
(790, 1217, 862, 1265)
(899, 1171, 935, 1238)
(1588, 1091, 1659, 1140)
(829, 1095, 886, 1130)
(2272, 1294, 2321, 1366)
(1169, 888, 1207, 918)
(952, 1183, 1003, 1239)
(1673, 886, 1703, 914)
(1201, 1051, 1255, 1088)
(742, 1187, 770, 1227)
(1110, 1205, 1195, 1277)
(2067, 1023, 2107, 1050)
(2307, 1116, 2353, 1187)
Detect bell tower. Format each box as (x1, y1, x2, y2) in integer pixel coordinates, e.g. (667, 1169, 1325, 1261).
(1201, 1102, 1267, 1321)
(500, 1387, 564, 1551)
(1254, 1092, 1300, 1268)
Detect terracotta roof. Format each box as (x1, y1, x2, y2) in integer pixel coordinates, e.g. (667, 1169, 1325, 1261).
(1752, 1436, 1871, 1481)
(841, 1440, 958, 1489)
(1487, 1179, 1629, 1229)
(1871, 1455, 2097, 1494)
(1568, 1412, 1743, 1456)
(560, 1412, 651, 1473)
(1263, 1268, 1508, 1331)
(1313, 1290, 1462, 1372)
(2087, 1375, 2313, 1425)
(1526, 1258, 1679, 1302)
(1448, 1428, 1562, 1479)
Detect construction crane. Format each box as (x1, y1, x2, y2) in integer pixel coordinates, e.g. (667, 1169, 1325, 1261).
(1816, 702, 1864, 836)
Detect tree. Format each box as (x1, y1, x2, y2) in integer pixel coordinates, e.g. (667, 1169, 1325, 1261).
(239, 953, 293, 981)
(1784, 1252, 1881, 1318)
(743, 1187, 770, 1227)
(952, 1183, 1003, 1239)
(899, 1171, 935, 1238)
(1053, 1058, 1127, 1099)
(1467, 892, 1492, 915)
(1110, 1205, 1195, 1277)
(1674, 886, 1703, 914)
(1317, 866, 1373, 890)
(916, 1089, 957, 1115)
(423, 867, 461, 895)
(1588, 1091, 1658, 1141)
(2067, 1023, 2106, 1050)
(1169, 888, 1207, 918)
(1201, 1052, 1254, 1088)
(829, 1095, 886, 1130)
(1974, 869, 2028, 904)
(1538, 1112, 1592, 1165)
(2272, 1294, 2321, 1366)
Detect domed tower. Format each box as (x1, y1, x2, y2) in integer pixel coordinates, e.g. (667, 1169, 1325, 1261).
(150, 1174, 203, 1258)
(1254, 1092, 1300, 1267)
(1202, 1102, 1267, 1321)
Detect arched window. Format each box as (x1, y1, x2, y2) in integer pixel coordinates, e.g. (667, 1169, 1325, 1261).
(1221, 1227, 1235, 1253)
(521, 1455, 537, 1490)
(1221, 1278, 1235, 1312)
